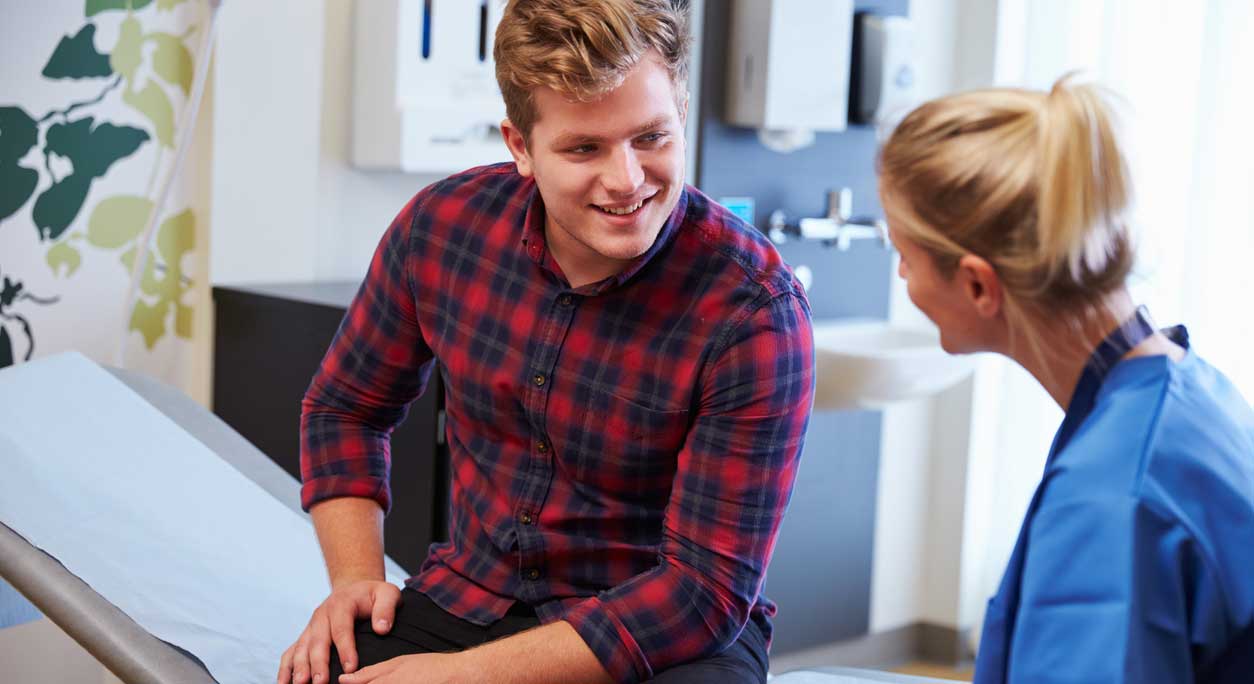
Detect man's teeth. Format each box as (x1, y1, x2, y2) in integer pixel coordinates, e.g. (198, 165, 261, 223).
(600, 199, 644, 215)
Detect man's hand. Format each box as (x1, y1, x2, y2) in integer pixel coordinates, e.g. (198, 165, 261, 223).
(337, 652, 469, 684)
(277, 579, 401, 684)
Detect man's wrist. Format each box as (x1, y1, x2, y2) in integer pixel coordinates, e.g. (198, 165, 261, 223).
(328, 568, 386, 590)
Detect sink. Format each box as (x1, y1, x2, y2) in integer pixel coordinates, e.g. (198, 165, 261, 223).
(810, 319, 975, 411)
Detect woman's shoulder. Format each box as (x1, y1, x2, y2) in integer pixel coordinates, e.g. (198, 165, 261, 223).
(1047, 352, 1253, 527)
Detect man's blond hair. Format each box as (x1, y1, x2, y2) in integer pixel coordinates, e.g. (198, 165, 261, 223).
(494, 0, 692, 140)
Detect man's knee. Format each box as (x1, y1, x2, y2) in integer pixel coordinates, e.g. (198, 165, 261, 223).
(327, 619, 408, 679)
(646, 622, 769, 684)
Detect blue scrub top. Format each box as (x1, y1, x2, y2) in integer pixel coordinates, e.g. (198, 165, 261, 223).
(975, 326, 1254, 683)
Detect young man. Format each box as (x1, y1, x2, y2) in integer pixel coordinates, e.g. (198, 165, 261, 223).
(278, 1, 814, 682)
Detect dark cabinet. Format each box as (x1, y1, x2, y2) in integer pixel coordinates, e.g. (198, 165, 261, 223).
(212, 282, 447, 575)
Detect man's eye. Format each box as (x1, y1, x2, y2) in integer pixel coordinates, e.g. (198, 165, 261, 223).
(638, 133, 665, 144)
(569, 145, 596, 154)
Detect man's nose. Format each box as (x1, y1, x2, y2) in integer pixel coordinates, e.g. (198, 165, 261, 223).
(601, 145, 645, 196)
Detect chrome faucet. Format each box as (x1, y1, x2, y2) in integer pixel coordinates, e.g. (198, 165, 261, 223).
(768, 188, 890, 251)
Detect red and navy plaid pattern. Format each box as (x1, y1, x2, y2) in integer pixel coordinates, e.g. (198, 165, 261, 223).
(301, 163, 815, 683)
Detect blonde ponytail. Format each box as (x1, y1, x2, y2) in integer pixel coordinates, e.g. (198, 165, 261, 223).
(1035, 77, 1133, 297)
(878, 74, 1135, 316)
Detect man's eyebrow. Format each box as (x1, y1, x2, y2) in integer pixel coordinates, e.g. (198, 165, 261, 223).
(550, 116, 674, 149)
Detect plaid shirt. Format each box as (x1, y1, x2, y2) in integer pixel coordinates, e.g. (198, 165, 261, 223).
(301, 163, 814, 683)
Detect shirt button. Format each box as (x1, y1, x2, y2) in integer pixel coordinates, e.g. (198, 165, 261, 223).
(532, 373, 546, 386)
(519, 512, 534, 525)
(536, 441, 548, 453)
(524, 568, 541, 581)
(558, 294, 573, 307)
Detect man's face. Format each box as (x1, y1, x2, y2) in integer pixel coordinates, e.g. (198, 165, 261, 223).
(503, 52, 688, 286)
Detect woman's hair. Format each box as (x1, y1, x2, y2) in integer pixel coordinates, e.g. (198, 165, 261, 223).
(493, 0, 692, 141)
(878, 75, 1135, 330)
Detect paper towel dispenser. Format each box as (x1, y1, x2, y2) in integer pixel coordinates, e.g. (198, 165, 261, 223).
(724, 0, 855, 142)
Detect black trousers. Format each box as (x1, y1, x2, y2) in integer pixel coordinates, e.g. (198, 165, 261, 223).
(329, 588, 769, 683)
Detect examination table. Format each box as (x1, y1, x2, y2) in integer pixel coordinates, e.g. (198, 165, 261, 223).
(0, 353, 954, 683)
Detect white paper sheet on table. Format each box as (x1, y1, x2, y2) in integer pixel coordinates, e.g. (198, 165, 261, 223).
(0, 352, 406, 683)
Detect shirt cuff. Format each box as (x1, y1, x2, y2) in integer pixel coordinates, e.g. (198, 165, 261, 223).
(564, 595, 651, 684)
(299, 474, 391, 514)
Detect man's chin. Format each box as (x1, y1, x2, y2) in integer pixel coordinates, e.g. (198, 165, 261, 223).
(596, 232, 662, 262)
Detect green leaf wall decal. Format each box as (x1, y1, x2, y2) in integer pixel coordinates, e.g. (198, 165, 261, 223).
(88, 195, 153, 248)
(0, 328, 13, 368)
(129, 297, 167, 348)
(175, 303, 193, 337)
(149, 33, 193, 95)
(32, 175, 93, 242)
(157, 208, 194, 267)
(119, 245, 161, 296)
(123, 81, 174, 147)
(43, 24, 113, 79)
(32, 117, 149, 240)
(120, 208, 196, 346)
(109, 16, 143, 81)
(0, 107, 39, 160)
(47, 241, 83, 277)
(0, 166, 39, 223)
(0, 108, 41, 222)
(86, 0, 154, 17)
(45, 117, 150, 177)
(157, 0, 190, 9)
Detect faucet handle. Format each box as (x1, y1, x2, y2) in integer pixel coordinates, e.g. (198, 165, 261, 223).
(768, 210, 789, 245)
(826, 188, 853, 221)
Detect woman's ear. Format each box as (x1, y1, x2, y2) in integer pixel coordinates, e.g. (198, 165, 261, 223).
(957, 253, 1003, 319)
(500, 119, 533, 177)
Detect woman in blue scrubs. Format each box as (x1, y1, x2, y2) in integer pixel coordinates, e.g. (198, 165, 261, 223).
(877, 76, 1254, 683)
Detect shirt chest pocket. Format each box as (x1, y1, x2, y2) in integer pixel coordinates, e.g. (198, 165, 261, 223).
(561, 389, 691, 504)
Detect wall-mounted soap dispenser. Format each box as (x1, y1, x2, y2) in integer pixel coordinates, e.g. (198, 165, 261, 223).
(724, 0, 855, 152)
(353, 0, 509, 173)
(851, 14, 917, 126)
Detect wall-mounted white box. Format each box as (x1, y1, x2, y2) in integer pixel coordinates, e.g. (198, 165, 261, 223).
(352, 0, 510, 173)
(724, 0, 855, 133)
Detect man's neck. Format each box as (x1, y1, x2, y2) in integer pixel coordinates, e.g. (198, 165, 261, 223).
(544, 220, 631, 289)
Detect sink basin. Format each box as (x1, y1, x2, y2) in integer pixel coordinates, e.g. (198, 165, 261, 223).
(810, 319, 975, 411)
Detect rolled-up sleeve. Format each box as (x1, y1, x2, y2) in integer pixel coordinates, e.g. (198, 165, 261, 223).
(299, 195, 435, 514)
(565, 290, 815, 682)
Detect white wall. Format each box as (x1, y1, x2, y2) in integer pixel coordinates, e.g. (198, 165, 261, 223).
(869, 0, 1001, 636)
(209, 0, 437, 287)
(209, 0, 323, 284)
(314, 0, 444, 282)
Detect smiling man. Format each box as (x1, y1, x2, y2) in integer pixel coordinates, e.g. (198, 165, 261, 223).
(278, 2, 814, 683)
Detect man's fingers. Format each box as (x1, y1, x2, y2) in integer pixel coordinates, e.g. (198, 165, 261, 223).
(277, 645, 294, 684)
(305, 611, 334, 683)
(288, 614, 318, 677)
(328, 609, 359, 674)
(369, 584, 400, 635)
(308, 637, 331, 683)
(291, 634, 311, 684)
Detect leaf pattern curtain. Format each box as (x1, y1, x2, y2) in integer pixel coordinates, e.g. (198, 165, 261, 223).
(0, 0, 209, 400)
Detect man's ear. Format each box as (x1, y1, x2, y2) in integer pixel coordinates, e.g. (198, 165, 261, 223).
(957, 253, 1003, 319)
(678, 91, 690, 127)
(500, 119, 533, 177)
